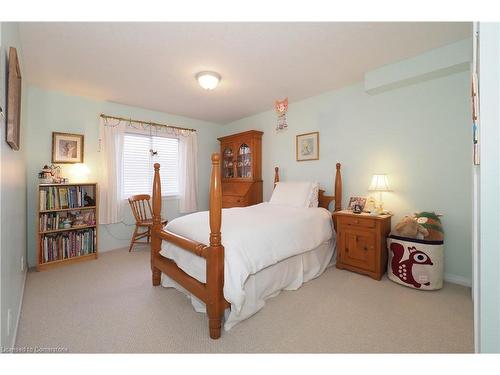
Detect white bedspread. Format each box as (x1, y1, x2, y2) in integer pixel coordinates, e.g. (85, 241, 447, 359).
(160, 203, 334, 316)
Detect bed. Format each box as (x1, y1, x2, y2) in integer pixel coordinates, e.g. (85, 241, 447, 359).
(150, 154, 342, 339)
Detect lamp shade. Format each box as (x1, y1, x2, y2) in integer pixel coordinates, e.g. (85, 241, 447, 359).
(368, 174, 390, 192)
(69, 163, 90, 182)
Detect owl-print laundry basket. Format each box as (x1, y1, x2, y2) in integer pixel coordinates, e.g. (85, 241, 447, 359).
(387, 235, 444, 290)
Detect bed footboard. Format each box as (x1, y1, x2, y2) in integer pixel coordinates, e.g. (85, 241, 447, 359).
(151, 153, 226, 339)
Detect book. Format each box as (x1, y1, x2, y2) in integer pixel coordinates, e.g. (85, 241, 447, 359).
(41, 228, 96, 263)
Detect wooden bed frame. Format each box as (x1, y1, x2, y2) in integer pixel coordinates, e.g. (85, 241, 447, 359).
(151, 154, 342, 339)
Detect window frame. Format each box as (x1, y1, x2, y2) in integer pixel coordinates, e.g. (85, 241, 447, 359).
(122, 131, 180, 200)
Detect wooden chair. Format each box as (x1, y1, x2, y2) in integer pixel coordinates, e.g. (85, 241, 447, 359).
(128, 194, 167, 252)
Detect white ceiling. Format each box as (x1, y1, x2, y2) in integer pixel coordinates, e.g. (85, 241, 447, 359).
(19, 22, 471, 124)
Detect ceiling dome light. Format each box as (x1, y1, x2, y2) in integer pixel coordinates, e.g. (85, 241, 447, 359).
(196, 71, 221, 90)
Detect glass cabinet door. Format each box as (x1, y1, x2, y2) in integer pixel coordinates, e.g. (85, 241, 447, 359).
(223, 147, 234, 178)
(237, 143, 252, 178)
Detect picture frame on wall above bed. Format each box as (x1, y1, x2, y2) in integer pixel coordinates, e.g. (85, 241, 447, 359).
(51, 132, 84, 164)
(296, 131, 319, 161)
(6, 47, 22, 151)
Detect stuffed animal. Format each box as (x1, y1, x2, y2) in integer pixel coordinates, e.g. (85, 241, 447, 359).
(392, 216, 429, 240)
(414, 212, 444, 242)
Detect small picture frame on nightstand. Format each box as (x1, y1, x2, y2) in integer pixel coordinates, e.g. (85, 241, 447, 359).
(347, 196, 366, 212)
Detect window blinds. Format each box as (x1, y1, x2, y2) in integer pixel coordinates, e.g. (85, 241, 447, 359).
(122, 133, 179, 198)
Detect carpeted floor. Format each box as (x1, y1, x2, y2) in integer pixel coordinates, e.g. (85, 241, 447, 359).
(15, 247, 473, 353)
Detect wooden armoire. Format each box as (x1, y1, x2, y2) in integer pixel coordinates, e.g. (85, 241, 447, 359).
(218, 130, 263, 208)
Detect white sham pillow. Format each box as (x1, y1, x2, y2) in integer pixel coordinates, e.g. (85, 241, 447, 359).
(308, 182, 320, 208)
(269, 181, 315, 208)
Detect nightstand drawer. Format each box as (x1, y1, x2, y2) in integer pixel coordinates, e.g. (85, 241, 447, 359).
(339, 229, 376, 272)
(339, 216, 375, 229)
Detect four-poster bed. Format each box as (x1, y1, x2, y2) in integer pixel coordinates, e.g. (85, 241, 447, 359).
(151, 153, 342, 339)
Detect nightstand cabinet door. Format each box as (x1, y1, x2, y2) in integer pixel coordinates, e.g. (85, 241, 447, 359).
(340, 229, 376, 272)
(334, 211, 392, 280)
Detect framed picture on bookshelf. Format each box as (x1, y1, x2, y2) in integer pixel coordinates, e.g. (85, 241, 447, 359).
(52, 132, 84, 164)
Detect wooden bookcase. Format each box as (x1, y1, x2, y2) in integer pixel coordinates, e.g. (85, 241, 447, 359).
(36, 182, 99, 271)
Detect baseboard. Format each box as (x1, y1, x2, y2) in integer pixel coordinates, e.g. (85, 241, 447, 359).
(444, 273, 472, 287)
(10, 268, 27, 349)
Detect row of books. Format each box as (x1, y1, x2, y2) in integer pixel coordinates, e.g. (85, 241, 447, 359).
(41, 228, 96, 263)
(39, 211, 96, 232)
(40, 186, 93, 211)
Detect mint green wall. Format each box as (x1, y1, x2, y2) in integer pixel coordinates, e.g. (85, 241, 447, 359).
(220, 70, 472, 284)
(25, 86, 221, 267)
(0, 22, 28, 348)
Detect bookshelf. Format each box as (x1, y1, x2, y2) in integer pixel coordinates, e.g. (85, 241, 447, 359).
(37, 182, 99, 271)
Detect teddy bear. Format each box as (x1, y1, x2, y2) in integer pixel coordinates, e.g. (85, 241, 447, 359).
(392, 216, 429, 240)
(414, 212, 444, 241)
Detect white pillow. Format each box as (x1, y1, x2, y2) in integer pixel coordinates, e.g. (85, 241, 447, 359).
(269, 181, 315, 208)
(308, 182, 320, 208)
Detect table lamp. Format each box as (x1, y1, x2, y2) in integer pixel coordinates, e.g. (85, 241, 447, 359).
(368, 174, 391, 214)
(69, 163, 91, 183)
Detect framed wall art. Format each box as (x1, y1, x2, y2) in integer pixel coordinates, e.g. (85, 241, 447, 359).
(52, 132, 84, 164)
(6, 47, 22, 150)
(296, 131, 319, 161)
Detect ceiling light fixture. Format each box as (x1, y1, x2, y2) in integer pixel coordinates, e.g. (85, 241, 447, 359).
(196, 71, 221, 90)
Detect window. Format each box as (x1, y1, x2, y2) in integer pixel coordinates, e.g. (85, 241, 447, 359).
(122, 133, 179, 198)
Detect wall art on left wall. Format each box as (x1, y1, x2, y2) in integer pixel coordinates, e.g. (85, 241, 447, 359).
(6, 47, 22, 150)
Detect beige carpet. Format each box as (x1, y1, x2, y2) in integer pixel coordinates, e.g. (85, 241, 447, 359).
(15, 247, 473, 353)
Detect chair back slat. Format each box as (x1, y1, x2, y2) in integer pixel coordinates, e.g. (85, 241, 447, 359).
(141, 200, 148, 221)
(128, 194, 153, 224)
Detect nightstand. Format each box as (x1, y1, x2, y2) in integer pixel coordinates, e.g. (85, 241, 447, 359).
(333, 210, 392, 280)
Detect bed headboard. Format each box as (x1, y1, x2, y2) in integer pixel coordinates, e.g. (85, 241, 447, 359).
(273, 163, 342, 212)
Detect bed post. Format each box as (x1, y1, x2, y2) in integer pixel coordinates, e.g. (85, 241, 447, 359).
(206, 153, 225, 339)
(334, 163, 342, 212)
(151, 163, 162, 286)
(274, 167, 279, 189)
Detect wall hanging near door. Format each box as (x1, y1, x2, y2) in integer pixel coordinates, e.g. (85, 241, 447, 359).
(472, 72, 480, 165)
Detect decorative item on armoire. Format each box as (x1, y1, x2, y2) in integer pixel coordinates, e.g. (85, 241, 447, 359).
(387, 212, 444, 290)
(274, 97, 288, 131)
(296, 132, 319, 161)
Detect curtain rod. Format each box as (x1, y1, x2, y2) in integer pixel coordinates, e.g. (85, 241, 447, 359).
(100, 113, 197, 133)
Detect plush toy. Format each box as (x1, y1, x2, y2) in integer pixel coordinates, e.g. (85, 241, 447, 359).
(392, 216, 429, 240)
(414, 212, 444, 242)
